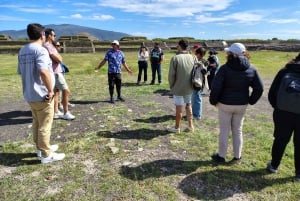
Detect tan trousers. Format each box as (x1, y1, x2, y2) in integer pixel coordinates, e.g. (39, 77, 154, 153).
(29, 100, 54, 158)
(217, 103, 247, 159)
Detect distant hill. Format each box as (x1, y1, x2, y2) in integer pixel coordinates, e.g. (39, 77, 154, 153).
(0, 24, 131, 41)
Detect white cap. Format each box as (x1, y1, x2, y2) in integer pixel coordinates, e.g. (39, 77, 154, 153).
(224, 43, 246, 55)
(111, 40, 119, 46)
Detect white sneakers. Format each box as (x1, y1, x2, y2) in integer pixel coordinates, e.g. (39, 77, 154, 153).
(62, 111, 75, 120)
(167, 126, 181, 133)
(54, 111, 75, 120)
(36, 144, 59, 159)
(54, 111, 63, 119)
(41, 152, 66, 164)
(167, 126, 194, 133)
(36, 144, 65, 164)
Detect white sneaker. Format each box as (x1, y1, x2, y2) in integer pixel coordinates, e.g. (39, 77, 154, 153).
(41, 152, 65, 164)
(68, 102, 75, 107)
(185, 126, 194, 133)
(54, 111, 63, 119)
(167, 126, 181, 133)
(36, 144, 59, 159)
(62, 111, 75, 120)
(58, 105, 64, 111)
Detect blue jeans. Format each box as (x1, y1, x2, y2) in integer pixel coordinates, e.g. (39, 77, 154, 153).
(151, 63, 161, 84)
(192, 90, 202, 119)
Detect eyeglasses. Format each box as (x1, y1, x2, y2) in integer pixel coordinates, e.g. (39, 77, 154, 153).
(55, 45, 61, 47)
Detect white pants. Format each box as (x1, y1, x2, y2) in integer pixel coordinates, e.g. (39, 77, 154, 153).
(217, 103, 247, 159)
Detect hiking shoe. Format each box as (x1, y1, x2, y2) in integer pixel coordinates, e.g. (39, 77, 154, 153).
(150, 82, 154, 85)
(53, 111, 63, 119)
(267, 161, 278, 173)
(211, 153, 225, 163)
(62, 111, 75, 120)
(110, 97, 115, 104)
(167, 126, 180, 133)
(41, 152, 65, 164)
(229, 157, 242, 164)
(36, 144, 59, 159)
(117, 96, 125, 102)
(294, 174, 300, 182)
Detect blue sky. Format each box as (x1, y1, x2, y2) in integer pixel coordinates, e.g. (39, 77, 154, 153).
(0, 0, 299, 40)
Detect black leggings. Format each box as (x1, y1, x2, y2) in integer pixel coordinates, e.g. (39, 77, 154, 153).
(108, 73, 122, 97)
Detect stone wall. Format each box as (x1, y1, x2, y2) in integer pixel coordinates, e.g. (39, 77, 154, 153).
(0, 40, 300, 54)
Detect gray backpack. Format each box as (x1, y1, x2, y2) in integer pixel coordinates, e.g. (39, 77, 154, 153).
(192, 60, 207, 91)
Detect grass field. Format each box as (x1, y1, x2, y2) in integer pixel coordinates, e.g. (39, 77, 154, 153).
(0, 50, 299, 201)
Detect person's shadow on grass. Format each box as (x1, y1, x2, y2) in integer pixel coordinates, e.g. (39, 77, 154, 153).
(0, 152, 40, 166)
(119, 159, 211, 180)
(0, 110, 32, 126)
(178, 168, 293, 200)
(97, 128, 170, 140)
(119, 159, 294, 200)
(133, 114, 173, 123)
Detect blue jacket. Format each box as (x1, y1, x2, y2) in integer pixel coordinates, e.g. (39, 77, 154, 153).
(209, 56, 264, 105)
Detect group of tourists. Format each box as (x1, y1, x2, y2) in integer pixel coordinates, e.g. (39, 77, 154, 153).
(17, 23, 300, 182)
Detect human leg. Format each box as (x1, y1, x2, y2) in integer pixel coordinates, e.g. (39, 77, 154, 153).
(150, 64, 156, 84)
(29, 100, 54, 158)
(293, 114, 300, 176)
(115, 73, 123, 100)
(191, 90, 202, 119)
(108, 73, 115, 99)
(168, 96, 184, 133)
(29, 104, 39, 149)
(270, 109, 294, 169)
(231, 105, 247, 159)
(175, 105, 183, 129)
(157, 63, 162, 84)
(217, 103, 233, 158)
(144, 63, 148, 82)
(137, 63, 143, 84)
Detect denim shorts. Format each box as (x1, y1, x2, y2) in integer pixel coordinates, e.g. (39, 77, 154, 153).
(173, 95, 192, 106)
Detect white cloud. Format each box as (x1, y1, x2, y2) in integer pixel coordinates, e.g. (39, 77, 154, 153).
(91, 15, 114, 20)
(17, 8, 56, 14)
(269, 19, 299, 24)
(70, 14, 83, 19)
(0, 15, 28, 21)
(98, 0, 235, 17)
(195, 11, 263, 24)
(62, 13, 114, 21)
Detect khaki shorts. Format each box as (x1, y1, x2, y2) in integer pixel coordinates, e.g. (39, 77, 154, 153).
(55, 73, 68, 91)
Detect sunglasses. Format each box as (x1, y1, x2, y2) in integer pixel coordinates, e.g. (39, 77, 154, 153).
(55, 45, 61, 47)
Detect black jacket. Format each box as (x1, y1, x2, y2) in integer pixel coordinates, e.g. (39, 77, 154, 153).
(209, 56, 264, 105)
(268, 60, 300, 108)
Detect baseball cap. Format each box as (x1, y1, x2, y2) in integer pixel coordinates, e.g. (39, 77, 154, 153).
(193, 44, 201, 49)
(111, 40, 119, 46)
(224, 43, 246, 55)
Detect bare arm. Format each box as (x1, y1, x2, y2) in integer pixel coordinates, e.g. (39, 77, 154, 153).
(122, 62, 133, 74)
(95, 59, 106, 71)
(40, 69, 54, 100)
(50, 53, 63, 63)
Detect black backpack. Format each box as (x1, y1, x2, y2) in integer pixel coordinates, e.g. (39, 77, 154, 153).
(277, 72, 300, 113)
